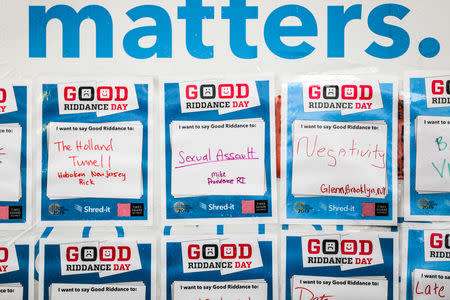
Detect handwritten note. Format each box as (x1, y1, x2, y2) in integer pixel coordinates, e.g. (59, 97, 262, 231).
(170, 119, 266, 197)
(291, 120, 387, 198)
(171, 280, 267, 300)
(49, 282, 146, 300)
(0, 283, 22, 300)
(415, 116, 450, 193)
(413, 269, 449, 300)
(0, 123, 22, 202)
(46, 122, 143, 199)
(291, 275, 388, 300)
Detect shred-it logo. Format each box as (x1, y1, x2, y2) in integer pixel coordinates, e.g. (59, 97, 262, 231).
(181, 238, 263, 275)
(57, 81, 139, 117)
(301, 234, 384, 271)
(60, 241, 142, 277)
(303, 80, 383, 115)
(0, 245, 19, 274)
(424, 230, 450, 261)
(425, 76, 450, 108)
(179, 80, 260, 114)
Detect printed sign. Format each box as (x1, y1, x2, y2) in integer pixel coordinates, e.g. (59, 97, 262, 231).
(302, 80, 383, 115)
(40, 238, 155, 300)
(283, 231, 398, 300)
(291, 275, 388, 300)
(162, 77, 275, 223)
(57, 80, 139, 116)
(38, 78, 151, 223)
(181, 238, 263, 275)
(405, 73, 450, 221)
(301, 233, 384, 271)
(282, 77, 397, 224)
(171, 281, 267, 300)
(162, 235, 277, 300)
(179, 80, 260, 114)
(59, 241, 142, 277)
(400, 224, 450, 300)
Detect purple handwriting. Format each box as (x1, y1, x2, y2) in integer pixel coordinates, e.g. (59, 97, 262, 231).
(0, 147, 5, 164)
(176, 147, 258, 169)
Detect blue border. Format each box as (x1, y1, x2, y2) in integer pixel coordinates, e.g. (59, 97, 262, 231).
(163, 81, 273, 220)
(40, 83, 150, 222)
(285, 82, 395, 222)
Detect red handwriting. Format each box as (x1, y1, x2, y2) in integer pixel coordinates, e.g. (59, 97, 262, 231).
(296, 135, 386, 169)
(54, 138, 114, 152)
(415, 281, 446, 298)
(320, 183, 386, 198)
(295, 287, 334, 300)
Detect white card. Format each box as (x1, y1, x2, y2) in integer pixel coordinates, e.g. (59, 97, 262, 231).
(291, 120, 387, 198)
(415, 116, 450, 193)
(413, 269, 450, 300)
(170, 119, 266, 197)
(0, 124, 22, 201)
(291, 275, 388, 300)
(49, 282, 146, 300)
(171, 280, 267, 300)
(46, 122, 143, 199)
(0, 283, 23, 300)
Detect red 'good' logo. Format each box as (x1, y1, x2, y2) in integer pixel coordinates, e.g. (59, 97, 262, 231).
(307, 239, 373, 255)
(0, 248, 8, 263)
(66, 246, 131, 262)
(308, 84, 373, 100)
(187, 243, 252, 259)
(0, 88, 7, 104)
(185, 83, 249, 100)
(429, 233, 450, 249)
(63, 86, 128, 101)
(431, 80, 450, 95)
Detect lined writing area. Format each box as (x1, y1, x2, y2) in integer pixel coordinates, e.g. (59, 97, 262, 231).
(170, 119, 266, 197)
(291, 120, 388, 199)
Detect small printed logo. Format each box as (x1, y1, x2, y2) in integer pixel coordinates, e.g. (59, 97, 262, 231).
(199, 202, 207, 210)
(74, 204, 83, 213)
(418, 198, 437, 210)
(294, 202, 307, 213)
(174, 202, 185, 213)
(418, 198, 430, 209)
(49, 203, 61, 215)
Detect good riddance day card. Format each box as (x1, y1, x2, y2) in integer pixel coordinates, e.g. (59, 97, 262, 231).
(37, 78, 152, 224)
(161, 76, 276, 224)
(281, 76, 398, 225)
